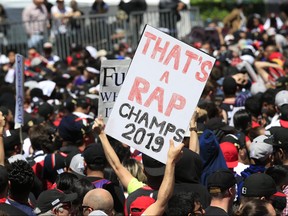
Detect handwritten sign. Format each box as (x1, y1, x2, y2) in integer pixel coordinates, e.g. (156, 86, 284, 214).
(98, 59, 131, 123)
(105, 25, 215, 163)
(14, 54, 24, 126)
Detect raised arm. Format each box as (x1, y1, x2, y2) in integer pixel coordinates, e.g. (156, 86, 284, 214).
(0, 112, 5, 166)
(143, 140, 184, 216)
(189, 107, 202, 154)
(93, 118, 135, 189)
(254, 61, 283, 84)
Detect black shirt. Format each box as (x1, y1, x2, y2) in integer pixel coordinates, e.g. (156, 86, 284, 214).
(0, 203, 29, 216)
(205, 206, 229, 216)
(85, 176, 125, 213)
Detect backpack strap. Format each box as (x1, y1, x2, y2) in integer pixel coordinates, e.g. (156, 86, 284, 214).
(92, 179, 111, 188)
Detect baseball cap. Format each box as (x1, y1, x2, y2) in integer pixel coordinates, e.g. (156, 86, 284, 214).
(69, 154, 85, 177)
(130, 196, 155, 216)
(82, 143, 107, 169)
(86, 46, 97, 59)
(34, 189, 77, 215)
(86, 66, 99, 74)
(3, 129, 21, 152)
(275, 90, 288, 107)
(43, 42, 53, 49)
(221, 134, 244, 149)
(205, 117, 234, 132)
(38, 102, 54, 120)
(220, 142, 238, 168)
(207, 169, 236, 193)
(267, 127, 288, 147)
(241, 173, 278, 197)
(89, 210, 108, 216)
(142, 154, 165, 177)
(58, 115, 86, 143)
(249, 135, 273, 161)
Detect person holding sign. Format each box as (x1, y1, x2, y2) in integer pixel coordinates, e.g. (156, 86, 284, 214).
(92, 117, 184, 215)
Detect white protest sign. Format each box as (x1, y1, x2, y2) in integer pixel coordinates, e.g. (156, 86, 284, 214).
(14, 54, 24, 127)
(98, 59, 131, 123)
(105, 25, 215, 163)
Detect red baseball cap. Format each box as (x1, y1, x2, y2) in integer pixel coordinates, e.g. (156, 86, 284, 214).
(220, 142, 238, 168)
(130, 196, 155, 216)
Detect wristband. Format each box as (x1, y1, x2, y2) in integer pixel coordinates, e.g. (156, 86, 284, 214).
(189, 127, 198, 132)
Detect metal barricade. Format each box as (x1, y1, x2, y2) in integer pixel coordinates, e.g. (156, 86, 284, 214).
(0, 7, 200, 59)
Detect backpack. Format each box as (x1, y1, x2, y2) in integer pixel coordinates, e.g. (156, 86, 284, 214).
(92, 178, 111, 189)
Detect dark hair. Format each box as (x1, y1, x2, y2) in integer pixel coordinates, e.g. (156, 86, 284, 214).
(30, 88, 44, 99)
(235, 199, 272, 216)
(72, 178, 95, 215)
(104, 166, 120, 184)
(233, 109, 252, 132)
(167, 192, 201, 216)
(29, 124, 55, 153)
(262, 89, 277, 105)
(55, 172, 78, 193)
(245, 95, 262, 118)
(222, 76, 237, 97)
(7, 160, 34, 197)
(266, 165, 288, 187)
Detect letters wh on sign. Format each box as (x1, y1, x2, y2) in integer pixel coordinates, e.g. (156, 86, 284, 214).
(98, 59, 131, 124)
(105, 25, 215, 164)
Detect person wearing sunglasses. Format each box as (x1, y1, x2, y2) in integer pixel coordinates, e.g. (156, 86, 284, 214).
(80, 188, 114, 216)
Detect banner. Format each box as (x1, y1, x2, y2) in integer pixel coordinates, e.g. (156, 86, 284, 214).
(105, 25, 215, 163)
(14, 54, 24, 126)
(98, 59, 131, 123)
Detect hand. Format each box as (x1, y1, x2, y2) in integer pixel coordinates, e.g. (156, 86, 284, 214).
(190, 107, 200, 127)
(167, 140, 184, 164)
(92, 116, 105, 134)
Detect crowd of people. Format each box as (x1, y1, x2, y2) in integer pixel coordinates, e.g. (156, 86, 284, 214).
(1, 0, 288, 216)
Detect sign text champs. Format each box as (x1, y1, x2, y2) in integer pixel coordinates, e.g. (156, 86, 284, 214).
(105, 25, 215, 163)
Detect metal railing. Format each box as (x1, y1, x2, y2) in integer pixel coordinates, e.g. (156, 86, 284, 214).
(0, 7, 200, 59)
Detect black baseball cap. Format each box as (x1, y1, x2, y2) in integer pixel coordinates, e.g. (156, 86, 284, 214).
(267, 127, 288, 147)
(34, 189, 77, 215)
(82, 143, 107, 170)
(241, 173, 277, 197)
(207, 169, 236, 193)
(142, 154, 165, 177)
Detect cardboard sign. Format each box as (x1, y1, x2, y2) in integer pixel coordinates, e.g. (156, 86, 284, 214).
(105, 25, 215, 163)
(98, 59, 131, 123)
(14, 54, 24, 126)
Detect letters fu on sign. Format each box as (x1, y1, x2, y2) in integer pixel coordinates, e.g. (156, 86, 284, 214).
(105, 25, 216, 163)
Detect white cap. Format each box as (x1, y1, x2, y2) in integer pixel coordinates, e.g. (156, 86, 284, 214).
(275, 90, 288, 107)
(86, 67, 99, 74)
(86, 46, 98, 59)
(88, 210, 108, 216)
(69, 154, 85, 176)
